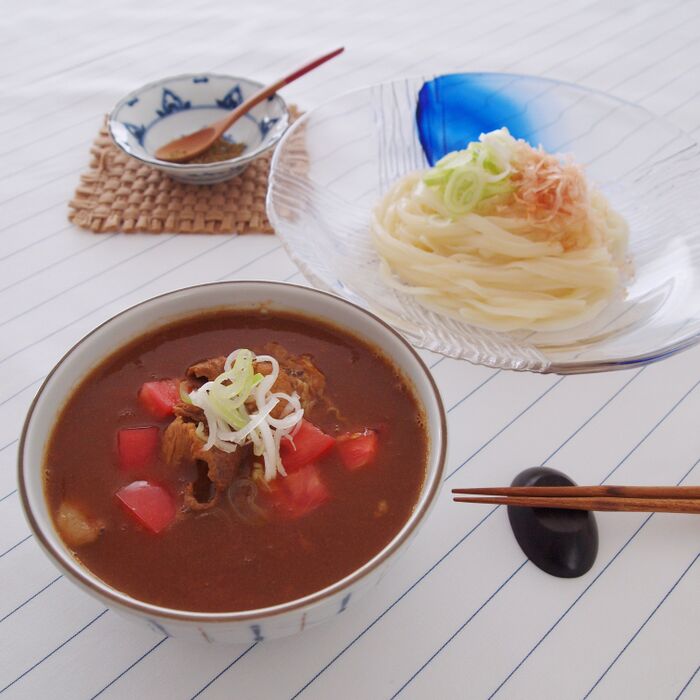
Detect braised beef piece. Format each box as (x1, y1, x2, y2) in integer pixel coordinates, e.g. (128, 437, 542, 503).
(162, 417, 253, 511)
(184, 343, 328, 419)
(202, 442, 252, 494)
(187, 356, 226, 382)
(173, 401, 204, 424)
(161, 416, 199, 467)
(168, 343, 331, 511)
(255, 341, 327, 418)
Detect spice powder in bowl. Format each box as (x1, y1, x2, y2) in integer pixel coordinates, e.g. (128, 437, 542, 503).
(183, 137, 246, 164)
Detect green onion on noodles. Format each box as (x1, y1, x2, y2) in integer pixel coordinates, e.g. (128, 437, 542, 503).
(185, 348, 303, 481)
(423, 127, 516, 215)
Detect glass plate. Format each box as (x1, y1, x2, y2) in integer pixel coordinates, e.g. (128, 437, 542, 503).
(267, 73, 700, 373)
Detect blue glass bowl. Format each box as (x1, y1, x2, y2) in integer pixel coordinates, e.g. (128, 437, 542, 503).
(268, 73, 700, 373)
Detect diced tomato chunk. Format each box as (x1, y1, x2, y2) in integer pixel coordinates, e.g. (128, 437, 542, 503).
(138, 380, 180, 419)
(268, 464, 330, 520)
(280, 420, 335, 473)
(117, 427, 159, 471)
(116, 481, 176, 533)
(337, 430, 378, 470)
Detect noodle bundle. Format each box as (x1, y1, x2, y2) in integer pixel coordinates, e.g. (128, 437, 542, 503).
(371, 129, 629, 331)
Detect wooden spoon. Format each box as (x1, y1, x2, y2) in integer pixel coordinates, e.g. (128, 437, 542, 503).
(154, 47, 344, 163)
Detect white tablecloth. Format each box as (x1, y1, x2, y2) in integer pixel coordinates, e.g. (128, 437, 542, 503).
(1, 1, 699, 697)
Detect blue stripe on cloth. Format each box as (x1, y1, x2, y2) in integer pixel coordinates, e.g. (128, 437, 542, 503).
(90, 637, 169, 700)
(0, 609, 109, 694)
(189, 644, 257, 699)
(0, 576, 62, 624)
(583, 552, 700, 698)
(486, 453, 700, 698)
(677, 664, 700, 699)
(294, 373, 700, 697)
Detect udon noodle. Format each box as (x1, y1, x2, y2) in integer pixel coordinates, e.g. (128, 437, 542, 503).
(371, 129, 630, 332)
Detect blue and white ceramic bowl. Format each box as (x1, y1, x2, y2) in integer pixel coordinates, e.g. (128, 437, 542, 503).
(109, 74, 290, 184)
(19, 282, 446, 643)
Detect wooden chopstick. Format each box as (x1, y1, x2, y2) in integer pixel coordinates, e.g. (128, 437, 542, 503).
(452, 495, 700, 514)
(451, 485, 700, 499)
(451, 485, 700, 514)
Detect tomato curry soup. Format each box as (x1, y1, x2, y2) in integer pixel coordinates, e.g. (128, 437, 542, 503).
(45, 310, 427, 612)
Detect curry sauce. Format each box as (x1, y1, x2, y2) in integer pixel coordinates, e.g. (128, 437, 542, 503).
(44, 311, 427, 612)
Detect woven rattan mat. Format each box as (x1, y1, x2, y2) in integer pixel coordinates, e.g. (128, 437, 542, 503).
(68, 107, 300, 235)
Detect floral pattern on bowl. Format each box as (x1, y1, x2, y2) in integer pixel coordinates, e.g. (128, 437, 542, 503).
(109, 73, 289, 184)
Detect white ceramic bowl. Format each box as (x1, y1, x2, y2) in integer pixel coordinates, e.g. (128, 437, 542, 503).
(109, 73, 289, 184)
(18, 282, 446, 644)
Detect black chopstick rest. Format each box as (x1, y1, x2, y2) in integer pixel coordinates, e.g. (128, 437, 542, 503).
(507, 466, 599, 578)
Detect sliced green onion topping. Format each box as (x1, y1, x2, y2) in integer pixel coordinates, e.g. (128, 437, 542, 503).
(423, 127, 518, 215)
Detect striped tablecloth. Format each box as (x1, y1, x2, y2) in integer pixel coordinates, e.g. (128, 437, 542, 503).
(1, 1, 699, 697)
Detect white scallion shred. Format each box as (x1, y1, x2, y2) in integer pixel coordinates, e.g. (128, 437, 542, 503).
(185, 348, 304, 481)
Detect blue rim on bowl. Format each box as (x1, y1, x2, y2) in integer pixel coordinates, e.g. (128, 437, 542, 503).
(109, 73, 290, 184)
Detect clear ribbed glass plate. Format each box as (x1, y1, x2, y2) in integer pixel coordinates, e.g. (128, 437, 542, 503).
(267, 73, 700, 373)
